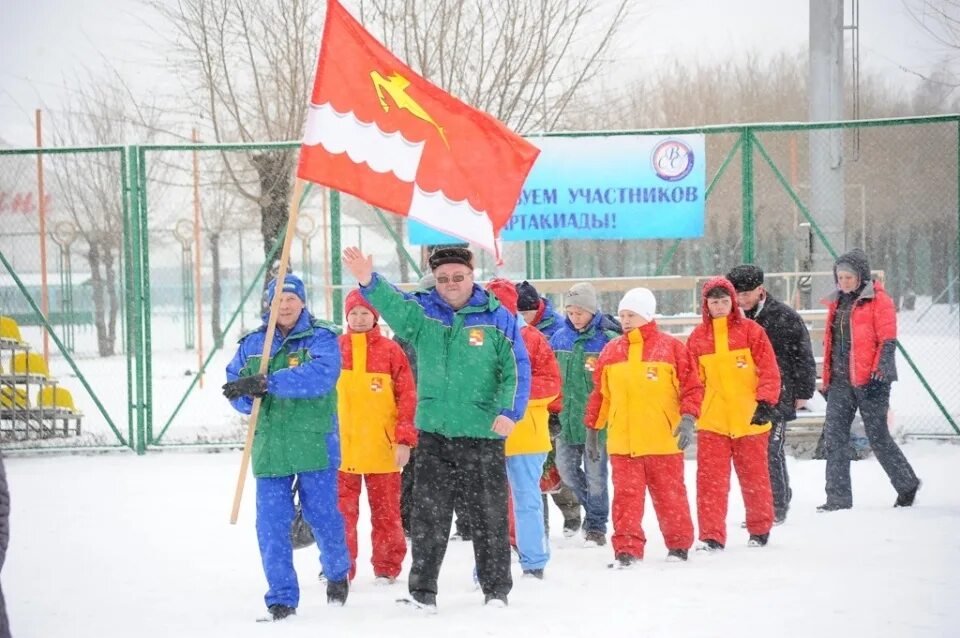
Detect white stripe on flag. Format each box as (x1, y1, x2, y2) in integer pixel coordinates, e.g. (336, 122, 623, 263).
(408, 186, 496, 254)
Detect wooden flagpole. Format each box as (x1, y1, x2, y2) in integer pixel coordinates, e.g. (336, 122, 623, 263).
(230, 176, 307, 524)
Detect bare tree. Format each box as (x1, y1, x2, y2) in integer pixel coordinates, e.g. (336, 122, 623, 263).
(149, 0, 323, 260)
(46, 70, 165, 356)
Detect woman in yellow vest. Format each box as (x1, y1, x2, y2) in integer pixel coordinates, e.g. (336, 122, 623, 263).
(585, 288, 703, 567)
(337, 290, 418, 583)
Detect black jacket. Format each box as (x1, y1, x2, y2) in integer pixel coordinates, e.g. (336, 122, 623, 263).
(745, 294, 817, 421)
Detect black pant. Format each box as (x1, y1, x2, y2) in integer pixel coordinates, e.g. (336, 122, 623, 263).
(409, 432, 512, 604)
(768, 420, 792, 516)
(400, 448, 417, 537)
(823, 380, 919, 506)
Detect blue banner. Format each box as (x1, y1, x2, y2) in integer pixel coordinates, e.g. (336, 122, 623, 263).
(408, 133, 705, 244)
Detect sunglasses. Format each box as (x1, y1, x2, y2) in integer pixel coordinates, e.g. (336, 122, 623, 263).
(436, 273, 469, 285)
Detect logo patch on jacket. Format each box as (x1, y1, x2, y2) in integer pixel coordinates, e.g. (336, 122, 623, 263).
(646, 366, 659, 381)
(584, 356, 597, 372)
(468, 328, 485, 346)
(287, 354, 300, 368)
(735, 355, 748, 369)
(370, 376, 383, 392)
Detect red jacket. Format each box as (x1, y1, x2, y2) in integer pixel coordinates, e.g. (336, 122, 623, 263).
(584, 321, 703, 456)
(822, 279, 897, 389)
(337, 325, 418, 474)
(686, 277, 780, 438)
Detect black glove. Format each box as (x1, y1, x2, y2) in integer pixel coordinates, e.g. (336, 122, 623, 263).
(222, 374, 268, 400)
(872, 339, 898, 383)
(750, 401, 778, 426)
(585, 428, 601, 463)
(865, 378, 890, 399)
(548, 413, 562, 440)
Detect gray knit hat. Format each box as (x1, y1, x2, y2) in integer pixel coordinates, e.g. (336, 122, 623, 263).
(564, 282, 598, 313)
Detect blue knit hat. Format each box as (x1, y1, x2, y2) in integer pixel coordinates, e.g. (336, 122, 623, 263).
(266, 274, 307, 305)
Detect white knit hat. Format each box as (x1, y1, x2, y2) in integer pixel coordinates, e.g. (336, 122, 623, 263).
(618, 287, 657, 321)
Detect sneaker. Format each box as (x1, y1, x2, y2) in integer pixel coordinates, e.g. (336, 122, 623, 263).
(614, 552, 638, 568)
(374, 575, 397, 586)
(747, 533, 769, 548)
(484, 594, 508, 607)
(666, 548, 688, 562)
(583, 530, 606, 547)
(326, 579, 349, 606)
(562, 519, 582, 538)
(267, 604, 296, 621)
(816, 502, 852, 513)
(522, 568, 544, 579)
(696, 539, 724, 552)
(894, 480, 922, 508)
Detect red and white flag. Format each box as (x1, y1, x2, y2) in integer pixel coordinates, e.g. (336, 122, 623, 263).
(297, 0, 540, 260)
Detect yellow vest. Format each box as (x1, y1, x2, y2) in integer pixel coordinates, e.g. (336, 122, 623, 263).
(594, 329, 684, 456)
(337, 333, 402, 474)
(505, 395, 556, 457)
(697, 318, 772, 438)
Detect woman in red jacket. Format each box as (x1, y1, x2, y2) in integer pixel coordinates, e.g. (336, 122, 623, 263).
(686, 277, 780, 550)
(819, 249, 921, 511)
(337, 290, 418, 583)
(585, 288, 703, 567)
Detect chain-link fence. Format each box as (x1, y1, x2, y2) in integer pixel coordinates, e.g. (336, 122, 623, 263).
(1, 115, 957, 452)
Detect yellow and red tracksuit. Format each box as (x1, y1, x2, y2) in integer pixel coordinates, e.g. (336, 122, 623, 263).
(686, 277, 780, 545)
(337, 321, 417, 580)
(584, 320, 703, 558)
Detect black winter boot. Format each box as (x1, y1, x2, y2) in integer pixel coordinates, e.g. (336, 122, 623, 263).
(327, 579, 349, 606)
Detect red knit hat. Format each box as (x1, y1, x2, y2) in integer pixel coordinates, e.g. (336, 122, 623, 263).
(345, 289, 379, 323)
(485, 278, 518, 315)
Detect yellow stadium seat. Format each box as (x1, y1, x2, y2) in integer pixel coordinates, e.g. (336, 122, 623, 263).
(12, 352, 49, 378)
(0, 386, 29, 409)
(37, 386, 76, 412)
(0, 316, 22, 344)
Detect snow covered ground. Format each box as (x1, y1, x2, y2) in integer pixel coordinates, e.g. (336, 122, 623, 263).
(6, 441, 959, 638)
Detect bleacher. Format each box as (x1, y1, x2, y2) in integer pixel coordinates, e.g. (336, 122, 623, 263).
(0, 315, 82, 441)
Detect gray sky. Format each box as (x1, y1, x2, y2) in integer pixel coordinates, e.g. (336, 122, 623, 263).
(0, 0, 951, 147)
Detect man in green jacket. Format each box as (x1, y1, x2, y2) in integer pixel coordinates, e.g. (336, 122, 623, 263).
(224, 274, 351, 621)
(343, 246, 531, 610)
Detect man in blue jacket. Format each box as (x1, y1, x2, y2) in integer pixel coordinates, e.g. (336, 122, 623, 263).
(224, 274, 351, 621)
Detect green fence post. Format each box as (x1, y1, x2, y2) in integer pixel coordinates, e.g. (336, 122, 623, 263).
(741, 129, 755, 263)
(120, 147, 135, 449)
(331, 190, 343, 325)
(544, 240, 554, 278)
(138, 147, 153, 445)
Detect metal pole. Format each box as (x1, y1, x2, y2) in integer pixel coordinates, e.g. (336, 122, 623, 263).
(331, 190, 343, 326)
(809, 0, 846, 298)
(35, 110, 51, 364)
(192, 129, 205, 388)
(742, 130, 755, 263)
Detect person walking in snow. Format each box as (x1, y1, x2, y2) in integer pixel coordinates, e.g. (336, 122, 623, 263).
(817, 249, 922, 512)
(487, 278, 560, 579)
(337, 290, 418, 584)
(342, 246, 530, 610)
(727, 265, 817, 525)
(223, 273, 351, 621)
(549, 282, 619, 547)
(584, 288, 702, 567)
(686, 277, 780, 550)
(516, 280, 582, 538)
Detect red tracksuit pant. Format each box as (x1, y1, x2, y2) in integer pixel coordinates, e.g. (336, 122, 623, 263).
(610, 453, 694, 559)
(337, 471, 407, 580)
(696, 430, 773, 546)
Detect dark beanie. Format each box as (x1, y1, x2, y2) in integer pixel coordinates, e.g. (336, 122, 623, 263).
(428, 246, 473, 270)
(516, 281, 541, 312)
(726, 264, 764, 293)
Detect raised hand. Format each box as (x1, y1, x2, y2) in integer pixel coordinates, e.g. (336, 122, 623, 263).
(342, 246, 374, 286)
